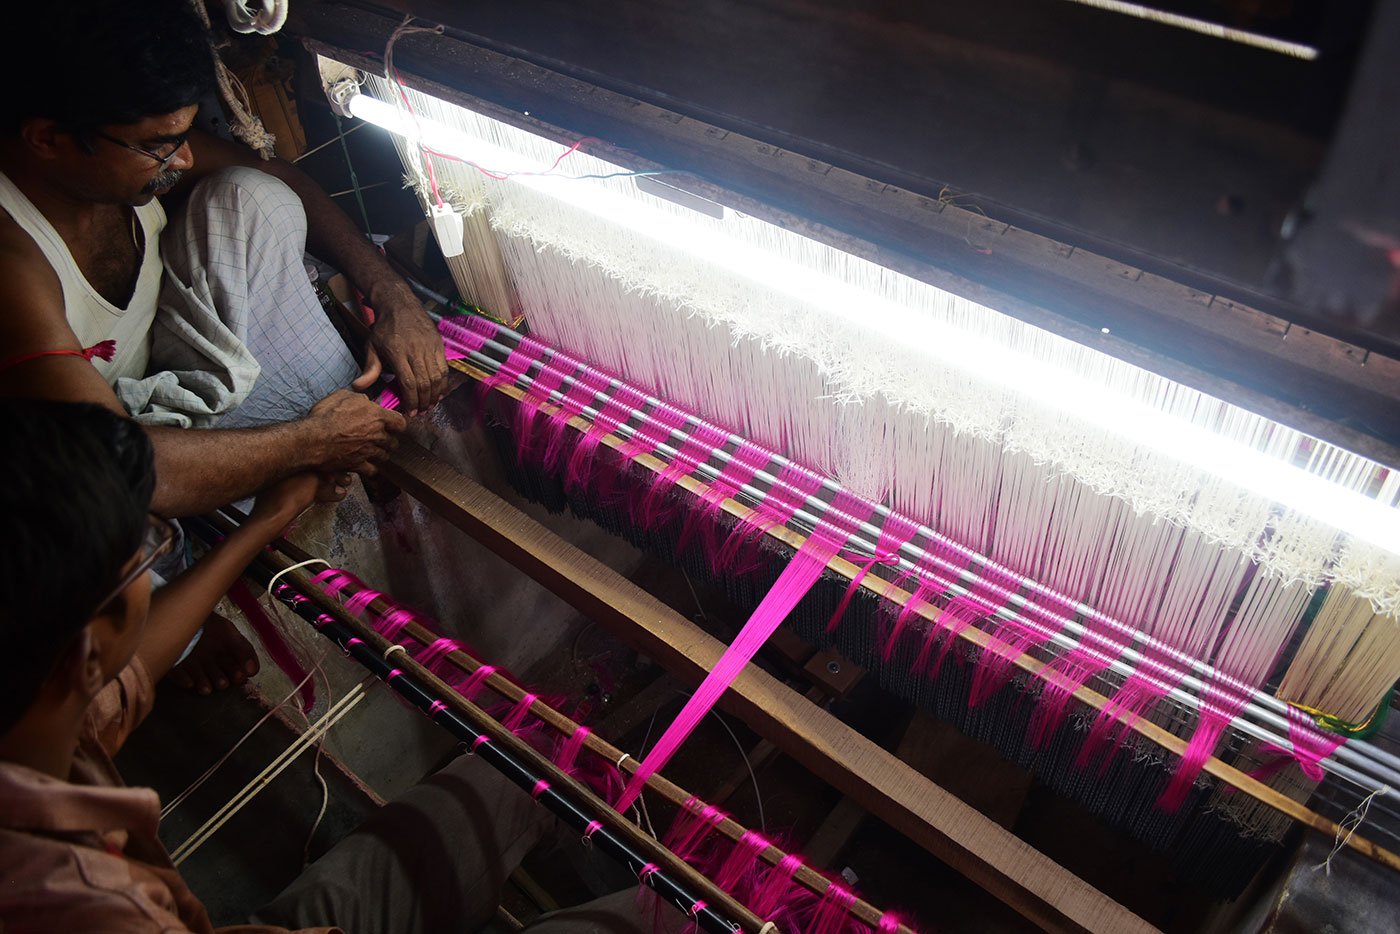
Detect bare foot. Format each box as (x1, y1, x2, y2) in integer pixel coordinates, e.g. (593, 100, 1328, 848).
(166, 613, 261, 695)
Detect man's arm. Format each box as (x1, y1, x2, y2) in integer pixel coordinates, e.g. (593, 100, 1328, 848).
(183, 130, 449, 415)
(136, 473, 334, 682)
(0, 233, 405, 516)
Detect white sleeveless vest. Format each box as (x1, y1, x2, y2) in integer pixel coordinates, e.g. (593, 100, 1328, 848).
(0, 170, 165, 382)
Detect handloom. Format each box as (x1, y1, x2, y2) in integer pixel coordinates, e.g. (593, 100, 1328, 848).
(199, 510, 917, 934)
(290, 8, 1400, 929)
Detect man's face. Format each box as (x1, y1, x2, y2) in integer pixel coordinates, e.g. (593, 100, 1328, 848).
(59, 106, 198, 206)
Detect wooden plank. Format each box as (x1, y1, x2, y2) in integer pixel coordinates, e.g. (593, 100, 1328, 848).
(803, 797, 870, 870)
(385, 439, 1157, 934)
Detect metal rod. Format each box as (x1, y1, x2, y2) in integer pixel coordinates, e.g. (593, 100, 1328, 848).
(445, 319, 1400, 790)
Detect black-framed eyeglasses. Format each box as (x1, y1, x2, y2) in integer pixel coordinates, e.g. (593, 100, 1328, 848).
(94, 130, 189, 172)
(90, 515, 178, 618)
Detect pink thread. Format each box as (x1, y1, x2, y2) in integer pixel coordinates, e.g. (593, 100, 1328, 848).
(583, 819, 603, 841)
(717, 462, 824, 573)
(662, 799, 728, 862)
(1024, 586, 1116, 747)
(1159, 674, 1255, 810)
(713, 830, 770, 894)
(481, 343, 534, 393)
(416, 637, 462, 672)
(688, 900, 706, 916)
(811, 882, 857, 934)
(881, 545, 946, 664)
(451, 665, 499, 702)
(638, 408, 720, 528)
(387, 668, 403, 680)
(428, 700, 448, 716)
(829, 549, 897, 632)
(615, 533, 840, 812)
(637, 863, 660, 886)
(376, 608, 417, 642)
(750, 853, 804, 919)
(513, 351, 572, 461)
(555, 726, 591, 774)
(226, 579, 315, 713)
(502, 693, 539, 733)
(564, 370, 631, 492)
(1076, 649, 1184, 772)
(531, 779, 550, 799)
(346, 637, 364, 649)
(437, 315, 491, 359)
(376, 386, 401, 410)
(344, 588, 382, 617)
(1241, 705, 1344, 786)
(471, 735, 492, 751)
(877, 911, 903, 932)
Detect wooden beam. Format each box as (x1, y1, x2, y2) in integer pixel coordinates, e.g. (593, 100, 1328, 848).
(385, 439, 1156, 934)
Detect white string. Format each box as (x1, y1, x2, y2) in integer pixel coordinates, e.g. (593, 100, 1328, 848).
(264, 558, 331, 604)
(186, 0, 277, 158)
(1316, 785, 1387, 876)
(160, 663, 323, 819)
(171, 678, 370, 865)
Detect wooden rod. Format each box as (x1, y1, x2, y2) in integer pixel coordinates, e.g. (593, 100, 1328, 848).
(209, 520, 765, 934)
(261, 531, 914, 934)
(447, 355, 1400, 875)
(382, 436, 1156, 934)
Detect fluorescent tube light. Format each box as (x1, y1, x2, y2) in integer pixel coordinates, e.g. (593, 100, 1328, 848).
(347, 90, 1399, 555)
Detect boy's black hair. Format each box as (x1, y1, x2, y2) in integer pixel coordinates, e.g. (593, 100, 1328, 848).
(0, 400, 155, 734)
(2, 0, 216, 136)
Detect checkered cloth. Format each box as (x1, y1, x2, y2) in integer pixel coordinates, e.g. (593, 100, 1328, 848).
(116, 166, 361, 428)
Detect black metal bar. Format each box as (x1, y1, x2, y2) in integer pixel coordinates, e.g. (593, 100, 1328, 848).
(220, 538, 744, 934)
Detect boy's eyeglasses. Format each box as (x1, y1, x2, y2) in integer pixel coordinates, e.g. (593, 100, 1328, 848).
(90, 515, 177, 618)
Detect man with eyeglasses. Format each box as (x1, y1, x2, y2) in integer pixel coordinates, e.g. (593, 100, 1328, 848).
(0, 0, 451, 691)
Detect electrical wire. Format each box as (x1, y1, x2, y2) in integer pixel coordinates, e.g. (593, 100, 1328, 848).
(640, 692, 768, 835)
(382, 19, 670, 188)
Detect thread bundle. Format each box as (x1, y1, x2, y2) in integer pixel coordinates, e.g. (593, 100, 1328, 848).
(298, 567, 910, 932)
(431, 314, 1356, 814)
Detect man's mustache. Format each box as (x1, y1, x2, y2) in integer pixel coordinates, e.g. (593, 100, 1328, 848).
(140, 169, 185, 194)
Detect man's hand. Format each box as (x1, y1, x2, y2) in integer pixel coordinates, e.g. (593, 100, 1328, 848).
(301, 389, 407, 474)
(367, 285, 449, 416)
(248, 471, 351, 534)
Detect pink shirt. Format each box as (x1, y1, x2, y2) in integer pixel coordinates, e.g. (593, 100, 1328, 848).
(0, 659, 334, 933)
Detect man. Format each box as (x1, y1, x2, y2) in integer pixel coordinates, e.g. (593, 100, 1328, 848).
(0, 400, 661, 933)
(0, 0, 449, 690)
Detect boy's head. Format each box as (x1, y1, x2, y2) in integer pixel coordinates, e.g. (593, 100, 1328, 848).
(2, 0, 216, 204)
(0, 401, 160, 736)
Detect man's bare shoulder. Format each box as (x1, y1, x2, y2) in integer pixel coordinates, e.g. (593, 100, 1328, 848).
(0, 208, 75, 350)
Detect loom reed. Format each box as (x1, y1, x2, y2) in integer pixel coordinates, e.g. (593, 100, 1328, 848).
(443, 318, 1400, 794)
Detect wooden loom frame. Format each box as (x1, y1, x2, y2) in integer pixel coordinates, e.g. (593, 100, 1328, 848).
(286, 10, 1400, 929)
(377, 346, 1399, 924)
